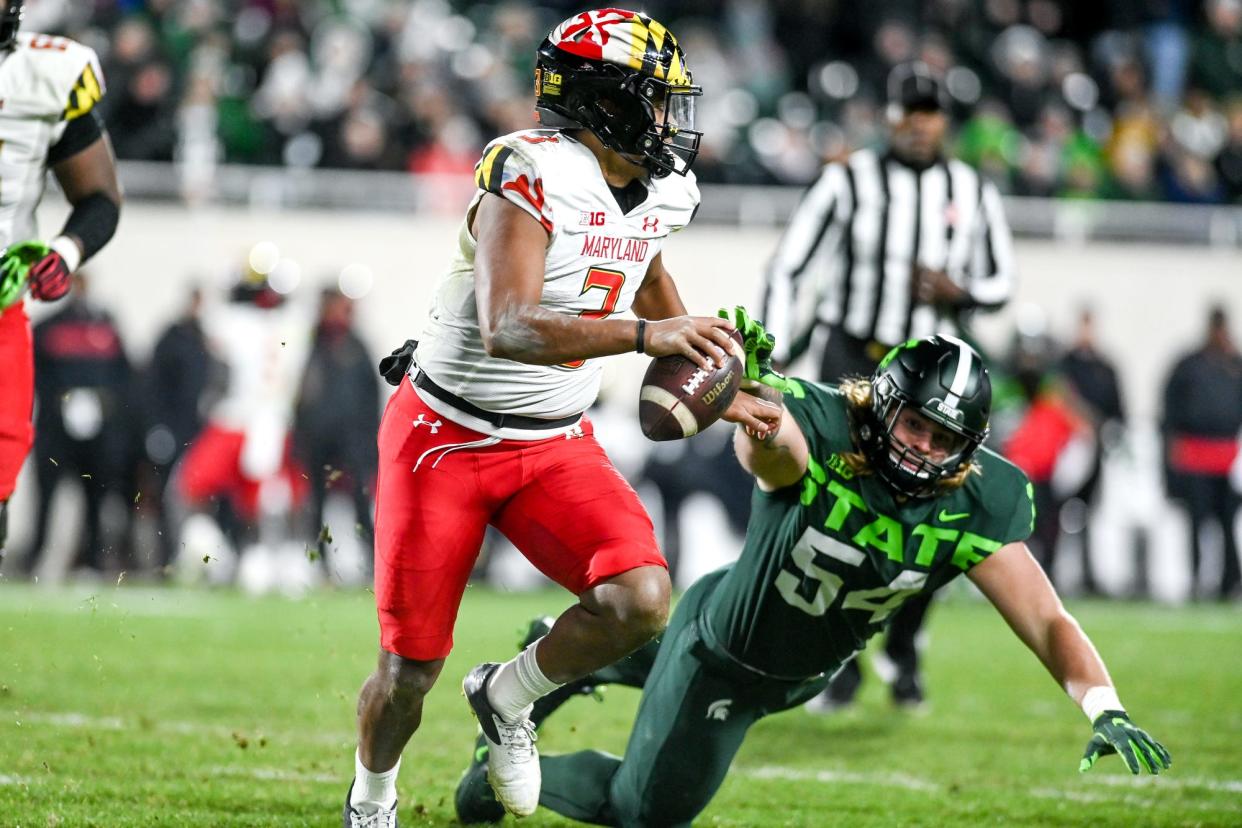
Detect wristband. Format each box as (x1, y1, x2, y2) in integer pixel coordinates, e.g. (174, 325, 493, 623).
(1080, 685, 1124, 722)
(636, 319, 647, 354)
(49, 235, 82, 273)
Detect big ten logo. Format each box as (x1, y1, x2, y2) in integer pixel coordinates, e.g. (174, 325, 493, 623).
(580, 211, 606, 227)
(536, 68, 564, 96)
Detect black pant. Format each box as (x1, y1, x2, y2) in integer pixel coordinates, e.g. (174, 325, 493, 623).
(818, 327, 933, 698)
(299, 436, 375, 576)
(25, 437, 113, 574)
(1180, 474, 1241, 599)
(817, 327, 893, 386)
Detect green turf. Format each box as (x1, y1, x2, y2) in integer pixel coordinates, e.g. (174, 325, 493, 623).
(0, 583, 1238, 826)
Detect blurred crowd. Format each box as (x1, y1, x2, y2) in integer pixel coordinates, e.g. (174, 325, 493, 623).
(20, 0, 1242, 202)
(3, 259, 1239, 604)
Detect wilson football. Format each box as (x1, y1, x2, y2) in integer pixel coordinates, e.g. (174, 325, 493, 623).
(639, 329, 745, 441)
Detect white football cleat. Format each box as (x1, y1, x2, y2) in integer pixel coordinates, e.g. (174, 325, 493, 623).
(463, 663, 540, 817)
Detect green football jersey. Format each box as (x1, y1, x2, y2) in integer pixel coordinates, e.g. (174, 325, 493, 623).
(699, 380, 1035, 680)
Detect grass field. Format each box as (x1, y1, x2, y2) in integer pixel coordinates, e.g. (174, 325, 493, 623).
(1, 582, 1239, 827)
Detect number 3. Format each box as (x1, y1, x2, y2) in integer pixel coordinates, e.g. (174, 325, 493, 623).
(561, 266, 625, 369)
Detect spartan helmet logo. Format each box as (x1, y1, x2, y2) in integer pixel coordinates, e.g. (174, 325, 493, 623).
(706, 699, 733, 721)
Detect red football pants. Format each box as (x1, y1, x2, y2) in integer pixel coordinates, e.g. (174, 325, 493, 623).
(0, 302, 33, 500)
(177, 424, 307, 521)
(374, 380, 664, 660)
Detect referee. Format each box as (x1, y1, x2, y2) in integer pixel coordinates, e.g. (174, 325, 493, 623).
(759, 61, 1016, 711)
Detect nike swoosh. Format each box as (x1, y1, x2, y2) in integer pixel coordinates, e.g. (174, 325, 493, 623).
(938, 510, 969, 522)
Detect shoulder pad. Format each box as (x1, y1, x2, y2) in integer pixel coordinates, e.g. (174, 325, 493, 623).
(10, 33, 105, 120)
(474, 131, 558, 233)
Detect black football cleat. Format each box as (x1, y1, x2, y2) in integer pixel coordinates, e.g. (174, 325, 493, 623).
(892, 672, 926, 710)
(454, 734, 507, 824)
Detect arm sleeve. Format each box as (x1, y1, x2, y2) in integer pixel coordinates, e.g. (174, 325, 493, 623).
(759, 164, 844, 365)
(474, 139, 553, 234)
(46, 108, 104, 166)
(965, 180, 1016, 310)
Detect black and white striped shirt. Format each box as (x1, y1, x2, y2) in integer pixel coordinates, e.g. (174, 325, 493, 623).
(760, 148, 1015, 364)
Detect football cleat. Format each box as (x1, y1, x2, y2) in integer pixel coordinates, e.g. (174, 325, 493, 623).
(463, 663, 540, 817)
(892, 672, 927, 711)
(342, 779, 398, 828)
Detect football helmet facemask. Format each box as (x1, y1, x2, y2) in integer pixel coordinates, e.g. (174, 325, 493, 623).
(0, 1, 23, 51)
(857, 336, 991, 498)
(534, 8, 702, 179)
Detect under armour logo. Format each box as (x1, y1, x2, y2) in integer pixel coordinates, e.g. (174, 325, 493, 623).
(413, 414, 442, 433)
(565, 424, 585, 440)
(642, 216, 660, 232)
(706, 699, 732, 721)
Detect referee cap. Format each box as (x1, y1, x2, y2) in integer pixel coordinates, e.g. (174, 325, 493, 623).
(887, 61, 947, 120)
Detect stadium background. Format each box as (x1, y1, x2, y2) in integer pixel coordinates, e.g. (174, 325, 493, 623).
(2, 0, 1241, 825)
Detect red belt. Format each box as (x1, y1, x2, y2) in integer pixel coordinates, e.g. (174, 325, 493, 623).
(1169, 435, 1239, 475)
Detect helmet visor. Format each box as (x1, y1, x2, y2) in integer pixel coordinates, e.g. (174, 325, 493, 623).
(664, 87, 697, 133)
(647, 80, 702, 177)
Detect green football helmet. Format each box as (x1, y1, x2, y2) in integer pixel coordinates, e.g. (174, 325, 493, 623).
(857, 335, 992, 498)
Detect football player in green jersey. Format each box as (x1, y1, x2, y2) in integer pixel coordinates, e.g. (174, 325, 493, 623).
(456, 318, 1170, 827)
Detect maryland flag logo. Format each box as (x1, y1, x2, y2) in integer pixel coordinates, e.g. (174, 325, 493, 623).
(63, 63, 103, 121)
(548, 8, 691, 88)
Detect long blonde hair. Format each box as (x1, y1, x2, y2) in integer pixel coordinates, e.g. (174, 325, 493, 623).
(837, 377, 980, 492)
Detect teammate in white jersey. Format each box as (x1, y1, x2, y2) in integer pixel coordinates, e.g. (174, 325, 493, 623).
(345, 9, 778, 826)
(0, 0, 121, 564)
(175, 267, 312, 544)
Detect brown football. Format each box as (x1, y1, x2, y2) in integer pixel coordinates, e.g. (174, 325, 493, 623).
(639, 329, 745, 441)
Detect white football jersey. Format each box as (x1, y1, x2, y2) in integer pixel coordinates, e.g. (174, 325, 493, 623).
(414, 129, 700, 430)
(202, 300, 312, 478)
(0, 32, 105, 249)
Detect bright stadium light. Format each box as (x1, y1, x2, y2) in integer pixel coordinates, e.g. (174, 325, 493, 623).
(815, 61, 859, 100)
(269, 257, 301, 294)
(248, 241, 280, 275)
(338, 263, 374, 299)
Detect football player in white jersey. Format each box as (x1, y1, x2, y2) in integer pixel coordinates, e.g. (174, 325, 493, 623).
(174, 267, 312, 557)
(345, 9, 779, 826)
(0, 0, 122, 564)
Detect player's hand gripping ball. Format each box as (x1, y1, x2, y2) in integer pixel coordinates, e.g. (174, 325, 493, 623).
(639, 328, 745, 441)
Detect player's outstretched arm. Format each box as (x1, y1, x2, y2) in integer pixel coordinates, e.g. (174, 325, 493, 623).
(474, 194, 734, 368)
(967, 543, 1171, 775)
(728, 383, 808, 491)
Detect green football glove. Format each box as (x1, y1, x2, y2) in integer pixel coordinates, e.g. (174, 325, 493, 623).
(716, 305, 802, 397)
(1079, 711, 1171, 775)
(0, 241, 51, 310)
